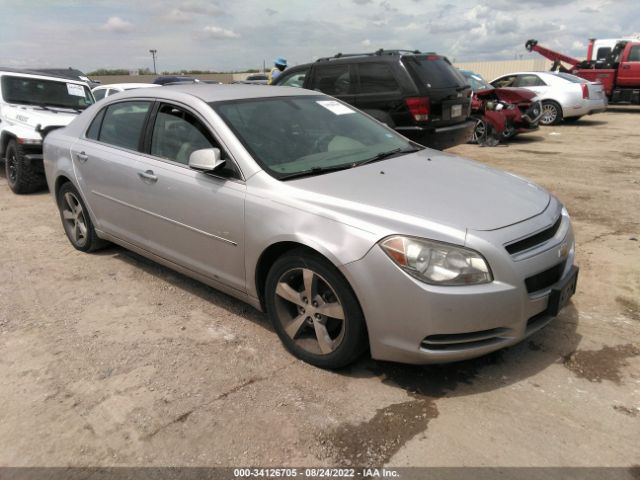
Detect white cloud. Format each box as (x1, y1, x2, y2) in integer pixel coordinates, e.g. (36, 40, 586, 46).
(361, 39, 371, 46)
(202, 25, 240, 39)
(100, 16, 133, 33)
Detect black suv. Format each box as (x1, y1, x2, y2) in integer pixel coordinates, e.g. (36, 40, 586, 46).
(272, 49, 474, 150)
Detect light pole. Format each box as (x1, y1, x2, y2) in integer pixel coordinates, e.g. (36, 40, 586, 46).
(149, 49, 157, 74)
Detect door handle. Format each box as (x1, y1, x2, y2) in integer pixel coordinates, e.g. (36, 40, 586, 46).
(76, 152, 88, 162)
(622, 65, 630, 69)
(138, 170, 158, 183)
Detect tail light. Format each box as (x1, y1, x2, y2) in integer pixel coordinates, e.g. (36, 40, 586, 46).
(581, 84, 589, 99)
(405, 97, 430, 122)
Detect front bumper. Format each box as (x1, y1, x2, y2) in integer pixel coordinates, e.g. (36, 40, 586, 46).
(342, 203, 576, 364)
(397, 120, 475, 151)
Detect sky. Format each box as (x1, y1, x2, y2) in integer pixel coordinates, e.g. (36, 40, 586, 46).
(1, 0, 639, 73)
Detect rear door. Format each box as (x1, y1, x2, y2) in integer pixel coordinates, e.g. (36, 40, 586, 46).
(617, 43, 640, 87)
(308, 63, 356, 105)
(133, 102, 247, 292)
(352, 62, 404, 126)
(71, 100, 153, 245)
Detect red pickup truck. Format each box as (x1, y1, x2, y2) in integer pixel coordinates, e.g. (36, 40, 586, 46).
(526, 38, 640, 104)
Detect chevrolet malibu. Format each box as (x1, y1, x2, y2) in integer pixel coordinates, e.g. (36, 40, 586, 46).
(43, 85, 578, 368)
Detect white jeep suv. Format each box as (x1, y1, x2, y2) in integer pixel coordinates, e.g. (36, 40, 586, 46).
(0, 68, 94, 193)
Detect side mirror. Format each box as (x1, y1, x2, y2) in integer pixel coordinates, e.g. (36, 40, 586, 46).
(188, 148, 225, 172)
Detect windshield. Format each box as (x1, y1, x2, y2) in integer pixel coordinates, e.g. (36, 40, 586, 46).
(461, 71, 493, 91)
(1, 75, 94, 110)
(213, 96, 415, 179)
(552, 72, 588, 84)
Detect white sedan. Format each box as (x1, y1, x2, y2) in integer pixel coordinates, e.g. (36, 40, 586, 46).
(491, 71, 607, 125)
(91, 83, 159, 101)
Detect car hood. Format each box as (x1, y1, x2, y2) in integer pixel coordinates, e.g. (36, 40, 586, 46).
(286, 150, 550, 232)
(491, 87, 537, 104)
(2, 104, 79, 129)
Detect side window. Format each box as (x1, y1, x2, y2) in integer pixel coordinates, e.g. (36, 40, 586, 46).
(93, 89, 106, 100)
(516, 75, 546, 87)
(628, 45, 640, 62)
(596, 47, 612, 60)
(98, 101, 151, 150)
(279, 68, 309, 88)
(312, 64, 353, 95)
(357, 63, 400, 93)
(150, 104, 218, 165)
(86, 108, 106, 140)
(492, 75, 516, 87)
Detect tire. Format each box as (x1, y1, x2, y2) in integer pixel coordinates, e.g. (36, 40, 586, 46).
(540, 101, 563, 125)
(265, 249, 367, 369)
(469, 115, 486, 144)
(57, 182, 107, 252)
(4, 140, 45, 194)
(563, 116, 582, 123)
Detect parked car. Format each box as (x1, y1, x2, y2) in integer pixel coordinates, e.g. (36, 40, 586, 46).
(92, 83, 159, 100)
(490, 71, 607, 125)
(459, 70, 542, 144)
(272, 49, 474, 150)
(233, 73, 269, 85)
(153, 75, 200, 85)
(43, 85, 578, 368)
(0, 67, 94, 193)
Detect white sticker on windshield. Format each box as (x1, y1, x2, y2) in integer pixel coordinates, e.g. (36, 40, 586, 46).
(67, 83, 85, 97)
(316, 100, 354, 115)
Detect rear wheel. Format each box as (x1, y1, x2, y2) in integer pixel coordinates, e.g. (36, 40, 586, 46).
(540, 101, 563, 125)
(57, 182, 107, 252)
(4, 140, 45, 194)
(265, 250, 367, 369)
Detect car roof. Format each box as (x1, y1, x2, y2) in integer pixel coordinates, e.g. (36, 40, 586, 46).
(93, 83, 159, 90)
(112, 84, 321, 103)
(0, 67, 89, 85)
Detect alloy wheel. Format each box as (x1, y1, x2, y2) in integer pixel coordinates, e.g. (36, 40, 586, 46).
(541, 103, 558, 125)
(273, 267, 346, 355)
(61, 191, 88, 247)
(472, 118, 486, 143)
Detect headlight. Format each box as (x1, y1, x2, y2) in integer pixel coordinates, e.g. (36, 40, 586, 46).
(380, 236, 493, 286)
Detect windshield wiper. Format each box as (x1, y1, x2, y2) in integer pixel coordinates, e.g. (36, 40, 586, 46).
(278, 164, 353, 181)
(356, 147, 423, 167)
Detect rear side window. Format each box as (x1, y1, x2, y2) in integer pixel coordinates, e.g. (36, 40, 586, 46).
(93, 89, 106, 100)
(629, 45, 640, 62)
(98, 101, 151, 150)
(357, 63, 400, 93)
(406, 56, 466, 89)
(515, 75, 546, 87)
(86, 108, 106, 140)
(596, 47, 611, 60)
(312, 64, 353, 95)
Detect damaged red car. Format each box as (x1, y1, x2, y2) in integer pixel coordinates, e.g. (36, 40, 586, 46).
(460, 70, 543, 145)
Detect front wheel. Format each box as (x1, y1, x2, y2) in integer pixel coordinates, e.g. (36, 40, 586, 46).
(540, 101, 563, 125)
(469, 115, 486, 144)
(265, 250, 367, 369)
(4, 140, 45, 194)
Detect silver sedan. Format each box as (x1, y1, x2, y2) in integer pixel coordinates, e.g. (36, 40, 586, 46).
(43, 85, 578, 368)
(491, 71, 607, 125)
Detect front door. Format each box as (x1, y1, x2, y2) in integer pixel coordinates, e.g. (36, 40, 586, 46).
(617, 43, 640, 87)
(133, 102, 247, 293)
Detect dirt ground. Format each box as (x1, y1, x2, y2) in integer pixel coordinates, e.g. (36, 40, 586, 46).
(0, 108, 638, 469)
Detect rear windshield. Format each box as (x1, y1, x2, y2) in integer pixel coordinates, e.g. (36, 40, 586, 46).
(551, 72, 588, 84)
(1, 75, 94, 110)
(405, 56, 467, 89)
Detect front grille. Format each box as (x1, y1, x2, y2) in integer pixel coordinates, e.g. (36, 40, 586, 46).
(525, 260, 565, 293)
(505, 215, 562, 255)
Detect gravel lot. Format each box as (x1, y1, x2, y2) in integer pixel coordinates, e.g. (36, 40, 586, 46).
(0, 108, 638, 469)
